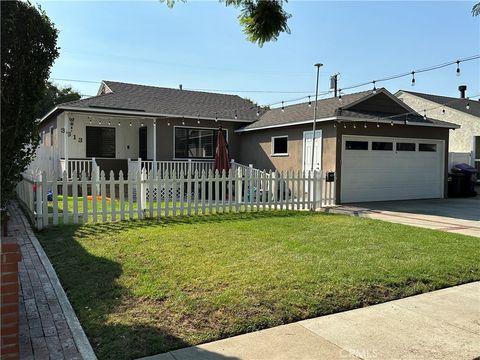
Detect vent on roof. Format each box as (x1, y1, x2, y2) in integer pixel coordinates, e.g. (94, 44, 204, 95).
(458, 85, 467, 99)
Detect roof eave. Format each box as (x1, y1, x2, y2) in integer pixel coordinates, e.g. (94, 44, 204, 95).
(41, 106, 254, 123)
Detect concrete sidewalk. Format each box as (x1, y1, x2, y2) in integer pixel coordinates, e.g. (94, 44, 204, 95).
(141, 282, 480, 360)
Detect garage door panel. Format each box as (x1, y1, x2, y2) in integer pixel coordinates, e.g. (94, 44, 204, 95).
(341, 136, 444, 203)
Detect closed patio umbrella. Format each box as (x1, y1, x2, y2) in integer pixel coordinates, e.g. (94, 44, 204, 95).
(214, 127, 230, 174)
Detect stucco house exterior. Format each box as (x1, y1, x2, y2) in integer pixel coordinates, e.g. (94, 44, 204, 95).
(396, 87, 479, 172)
(33, 82, 460, 204)
(236, 88, 459, 203)
(35, 81, 260, 178)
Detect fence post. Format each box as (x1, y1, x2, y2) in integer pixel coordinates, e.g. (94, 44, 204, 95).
(35, 174, 43, 230)
(188, 159, 192, 177)
(248, 164, 254, 204)
(92, 157, 100, 193)
(236, 167, 243, 204)
(140, 168, 147, 215)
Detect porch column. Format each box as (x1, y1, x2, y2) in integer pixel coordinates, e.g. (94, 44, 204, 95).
(153, 119, 157, 176)
(63, 112, 69, 175)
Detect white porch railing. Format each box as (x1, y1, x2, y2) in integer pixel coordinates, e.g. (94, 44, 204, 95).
(128, 158, 215, 179)
(60, 158, 98, 180)
(16, 168, 336, 230)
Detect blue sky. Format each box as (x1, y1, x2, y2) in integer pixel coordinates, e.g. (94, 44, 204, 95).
(39, 1, 479, 106)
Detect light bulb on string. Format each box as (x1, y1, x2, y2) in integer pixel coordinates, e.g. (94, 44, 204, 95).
(167, 121, 171, 126)
(99, 120, 101, 125)
(372, 81, 377, 94)
(118, 121, 121, 126)
(234, 111, 238, 120)
(333, 122, 336, 128)
(353, 123, 356, 129)
(256, 108, 260, 117)
(108, 120, 111, 125)
(197, 114, 200, 124)
(411, 71, 415, 86)
(376, 123, 380, 128)
(129, 122, 132, 127)
(466, 101, 470, 110)
(423, 110, 427, 120)
(456, 60, 460, 77)
(390, 120, 394, 126)
(343, 123, 346, 129)
(215, 113, 218, 122)
(308, 96, 312, 107)
(182, 117, 185, 126)
(364, 123, 367, 128)
(338, 91, 342, 101)
(89, 119, 92, 124)
(281, 101, 285, 112)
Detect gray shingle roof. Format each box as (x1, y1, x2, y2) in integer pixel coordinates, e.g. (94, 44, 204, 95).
(240, 89, 459, 131)
(242, 90, 372, 130)
(56, 81, 260, 121)
(399, 90, 480, 118)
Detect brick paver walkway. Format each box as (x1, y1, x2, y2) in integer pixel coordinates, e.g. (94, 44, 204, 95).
(9, 203, 87, 359)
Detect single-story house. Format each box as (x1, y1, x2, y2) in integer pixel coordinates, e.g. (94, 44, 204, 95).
(236, 88, 459, 203)
(36, 81, 260, 178)
(34, 81, 460, 204)
(396, 86, 479, 173)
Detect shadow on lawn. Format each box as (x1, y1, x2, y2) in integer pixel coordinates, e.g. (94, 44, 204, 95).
(41, 224, 241, 360)
(66, 210, 318, 238)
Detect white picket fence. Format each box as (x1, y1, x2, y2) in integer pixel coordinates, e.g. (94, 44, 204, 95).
(16, 168, 335, 230)
(128, 158, 215, 179)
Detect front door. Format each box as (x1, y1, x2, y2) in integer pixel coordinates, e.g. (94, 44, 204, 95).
(303, 130, 322, 171)
(139, 127, 147, 159)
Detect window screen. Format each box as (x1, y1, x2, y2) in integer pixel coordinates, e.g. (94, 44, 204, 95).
(345, 141, 368, 150)
(372, 142, 393, 151)
(396, 142, 415, 151)
(419, 143, 437, 152)
(86, 126, 116, 158)
(272, 137, 288, 154)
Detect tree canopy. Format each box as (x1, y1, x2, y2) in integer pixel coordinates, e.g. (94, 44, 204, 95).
(473, 2, 480, 16)
(1, 1, 59, 207)
(35, 82, 82, 119)
(161, 0, 290, 47)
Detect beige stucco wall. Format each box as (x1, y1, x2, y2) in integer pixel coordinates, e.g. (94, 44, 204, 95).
(397, 92, 479, 154)
(237, 122, 337, 172)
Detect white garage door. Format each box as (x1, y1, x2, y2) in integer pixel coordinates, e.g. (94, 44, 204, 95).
(341, 135, 445, 203)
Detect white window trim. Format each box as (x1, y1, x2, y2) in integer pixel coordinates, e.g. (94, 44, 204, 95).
(271, 135, 289, 156)
(173, 125, 228, 160)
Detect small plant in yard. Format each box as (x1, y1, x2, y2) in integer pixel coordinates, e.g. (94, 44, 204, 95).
(38, 211, 480, 360)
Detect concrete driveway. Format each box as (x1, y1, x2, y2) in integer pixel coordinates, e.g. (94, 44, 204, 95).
(330, 196, 480, 237)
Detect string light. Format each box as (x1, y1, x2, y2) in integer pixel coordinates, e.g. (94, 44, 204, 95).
(281, 101, 285, 112)
(376, 123, 380, 128)
(129, 121, 132, 127)
(234, 111, 238, 120)
(338, 91, 342, 101)
(256, 108, 260, 117)
(308, 96, 312, 107)
(411, 71, 415, 86)
(333, 122, 336, 128)
(118, 121, 121, 126)
(456, 60, 460, 76)
(364, 123, 367, 128)
(423, 110, 427, 120)
(353, 123, 356, 129)
(89, 119, 92, 124)
(372, 81, 377, 94)
(99, 120, 101, 125)
(167, 121, 170, 126)
(182, 117, 185, 126)
(390, 120, 394, 126)
(215, 113, 218, 122)
(466, 101, 470, 110)
(343, 123, 346, 128)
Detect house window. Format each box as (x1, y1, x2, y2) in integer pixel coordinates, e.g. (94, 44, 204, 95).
(345, 141, 368, 150)
(396, 142, 415, 151)
(419, 143, 437, 152)
(372, 141, 393, 151)
(174, 127, 227, 159)
(271, 136, 288, 155)
(86, 126, 116, 158)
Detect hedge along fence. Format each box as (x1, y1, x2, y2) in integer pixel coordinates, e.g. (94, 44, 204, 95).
(16, 168, 335, 230)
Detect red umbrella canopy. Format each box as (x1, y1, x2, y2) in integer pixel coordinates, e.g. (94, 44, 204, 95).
(214, 127, 230, 174)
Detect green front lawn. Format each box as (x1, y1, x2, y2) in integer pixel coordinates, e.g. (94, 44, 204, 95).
(37, 212, 480, 360)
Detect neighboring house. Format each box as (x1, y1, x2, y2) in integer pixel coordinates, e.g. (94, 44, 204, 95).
(396, 86, 480, 172)
(34, 82, 460, 204)
(236, 88, 459, 203)
(36, 81, 260, 178)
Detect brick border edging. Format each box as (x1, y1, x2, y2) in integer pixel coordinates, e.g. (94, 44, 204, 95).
(15, 202, 97, 360)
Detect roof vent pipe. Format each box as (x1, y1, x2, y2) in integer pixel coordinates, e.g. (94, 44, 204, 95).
(179, 84, 183, 90)
(458, 85, 467, 98)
